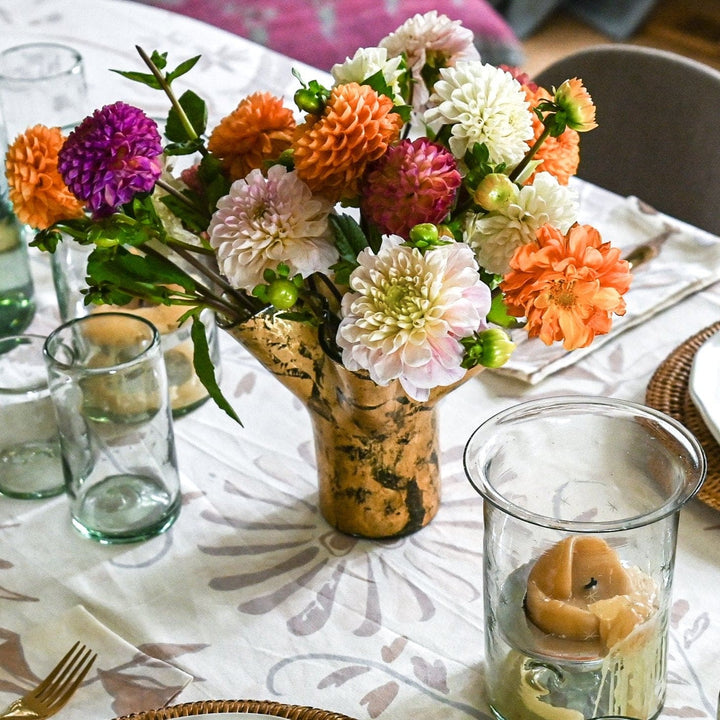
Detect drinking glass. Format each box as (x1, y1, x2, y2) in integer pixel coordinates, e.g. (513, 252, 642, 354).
(50, 238, 220, 417)
(43, 313, 181, 543)
(463, 395, 706, 720)
(0, 334, 64, 498)
(0, 194, 34, 336)
(0, 42, 88, 140)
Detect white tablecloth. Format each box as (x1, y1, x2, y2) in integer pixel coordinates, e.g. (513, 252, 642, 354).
(1, 2, 720, 720)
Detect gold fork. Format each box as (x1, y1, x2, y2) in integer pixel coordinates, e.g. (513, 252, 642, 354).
(0, 642, 97, 720)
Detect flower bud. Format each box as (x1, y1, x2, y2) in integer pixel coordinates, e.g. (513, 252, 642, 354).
(554, 78, 597, 132)
(409, 222, 439, 247)
(473, 173, 517, 211)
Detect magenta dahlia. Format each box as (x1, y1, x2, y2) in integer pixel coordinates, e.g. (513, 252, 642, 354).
(360, 138, 462, 239)
(58, 102, 163, 216)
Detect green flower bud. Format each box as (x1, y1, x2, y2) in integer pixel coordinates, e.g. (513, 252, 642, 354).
(473, 173, 517, 211)
(461, 328, 516, 369)
(409, 223, 439, 247)
(294, 88, 323, 114)
(266, 278, 299, 310)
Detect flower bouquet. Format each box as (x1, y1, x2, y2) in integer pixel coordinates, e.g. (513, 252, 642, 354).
(4, 12, 632, 537)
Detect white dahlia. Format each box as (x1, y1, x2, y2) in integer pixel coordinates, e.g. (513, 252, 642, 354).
(464, 171, 578, 275)
(424, 62, 533, 166)
(337, 236, 491, 401)
(331, 47, 405, 105)
(208, 164, 337, 292)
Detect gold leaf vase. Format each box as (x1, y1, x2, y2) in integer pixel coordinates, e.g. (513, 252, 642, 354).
(226, 310, 480, 539)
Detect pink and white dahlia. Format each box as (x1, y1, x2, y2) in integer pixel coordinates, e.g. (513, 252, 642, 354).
(360, 138, 462, 238)
(208, 164, 337, 292)
(380, 11, 480, 111)
(424, 62, 533, 167)
(337, 237, 491, 401)
(464, 171, 578, 275)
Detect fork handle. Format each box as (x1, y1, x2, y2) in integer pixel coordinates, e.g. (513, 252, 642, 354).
(0, 699, 41, 720)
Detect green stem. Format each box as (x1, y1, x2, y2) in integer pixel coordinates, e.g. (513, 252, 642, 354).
(509, 125, 551, 183)
(167, 242, 259, 312)
(135, 45, 208, 156)
(156, 178, 209, 217)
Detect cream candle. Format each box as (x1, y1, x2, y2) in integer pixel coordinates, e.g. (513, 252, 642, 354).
(525, 536, 655, 650)
(83, 303, 213, 416)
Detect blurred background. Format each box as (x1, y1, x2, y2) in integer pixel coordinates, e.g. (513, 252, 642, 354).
(126, 0, 720, 76)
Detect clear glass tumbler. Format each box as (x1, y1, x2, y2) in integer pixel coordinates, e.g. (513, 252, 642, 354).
(0, 42, 87, 140)
(43, 312, 181, 543)
(0, 196, 34, 336)
(0, 335, 64, 498)
(50, 238, 220, 417)
(463, 395, 706, 720)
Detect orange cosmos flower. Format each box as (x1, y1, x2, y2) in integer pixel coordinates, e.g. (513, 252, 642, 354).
(208, 92, 296, 181)
(524, 84, 579, 185)
(293, 82, 403, 203)
(501, 223, 632, 350)
(5, 125, 84, 229)
(554, 77, 597, 132)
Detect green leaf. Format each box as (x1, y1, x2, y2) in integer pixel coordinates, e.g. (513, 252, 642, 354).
(159, 193, 210, 234)
(166, 90, 207, 140)
(163, 138, 206, 156)
(149, 50, 168, 70)
(329, 213, 368, 260)
(110, 69, 162, 90)
(167, 55, 201, 83)
(191, 316, 243, 425)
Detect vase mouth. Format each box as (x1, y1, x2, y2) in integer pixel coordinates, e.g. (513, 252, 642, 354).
(463, 394, 707, 532)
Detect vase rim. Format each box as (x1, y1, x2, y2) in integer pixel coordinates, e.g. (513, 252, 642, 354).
(463, 394, 707, 532)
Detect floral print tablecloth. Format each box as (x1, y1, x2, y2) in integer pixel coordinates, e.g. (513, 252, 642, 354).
(2, 2, 720, 719)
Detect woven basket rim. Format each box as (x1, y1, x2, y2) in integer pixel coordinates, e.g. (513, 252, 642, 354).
(111, 700, 359, 720)
(646, 321, 720, 512)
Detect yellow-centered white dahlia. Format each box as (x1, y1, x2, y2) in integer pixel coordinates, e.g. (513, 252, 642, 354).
(337, 236, 491, 401)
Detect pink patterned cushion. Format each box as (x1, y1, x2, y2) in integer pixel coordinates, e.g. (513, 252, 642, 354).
(129, 0, 521, 70)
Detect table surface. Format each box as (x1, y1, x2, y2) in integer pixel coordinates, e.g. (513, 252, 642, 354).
(1, 2, 720, 720)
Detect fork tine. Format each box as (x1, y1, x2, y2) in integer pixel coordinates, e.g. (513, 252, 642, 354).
(42, 649, 97, 712)
(35, 645, 96, 708)
(31, 641, 81, 695)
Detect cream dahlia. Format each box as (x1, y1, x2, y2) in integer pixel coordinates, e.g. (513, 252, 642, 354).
(424, 62, 532, 168)
(207, 164, 337, 292)
(464, 172, 578, 274)
(337, 237, 491, 401)
(331, 47, 405, 104)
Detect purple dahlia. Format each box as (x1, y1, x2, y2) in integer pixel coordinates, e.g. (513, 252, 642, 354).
(360, 137, 462, 239)
(58, 101, 163, 216)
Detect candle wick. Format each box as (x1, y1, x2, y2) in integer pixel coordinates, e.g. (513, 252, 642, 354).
(584, 577, 598, 590)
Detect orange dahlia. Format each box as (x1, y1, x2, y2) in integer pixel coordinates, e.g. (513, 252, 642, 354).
(524, 84, 579, 185)
(5, 125, 84, 229)
(208, 92, 296, 181)
(292, 82, 403, 202)
(501, 223, 632, 351)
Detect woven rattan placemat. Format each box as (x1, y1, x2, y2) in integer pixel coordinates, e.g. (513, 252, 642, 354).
(646, 321, 720, 512)
(113, 700, 358, 720)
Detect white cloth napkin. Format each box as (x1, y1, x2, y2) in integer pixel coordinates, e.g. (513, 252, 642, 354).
(0, 605, 193, 720)
(494, 194, 720, 383)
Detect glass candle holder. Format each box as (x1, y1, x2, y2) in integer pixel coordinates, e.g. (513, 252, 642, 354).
(44, 313, 181, 544)
(0, 334, 63, 498)
(463, 396, 706, 720)
(50, 238, 220, 417)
